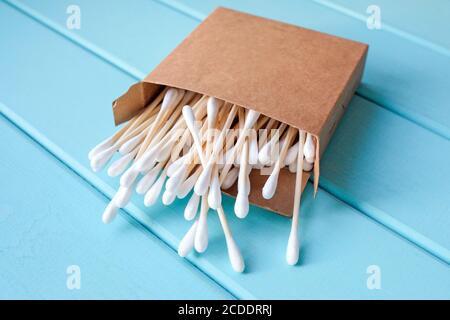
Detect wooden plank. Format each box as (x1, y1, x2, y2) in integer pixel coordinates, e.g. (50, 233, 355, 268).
(0, 117, 232, 299)
(1, 1, 449, 298)
(6, 0, 450, 258)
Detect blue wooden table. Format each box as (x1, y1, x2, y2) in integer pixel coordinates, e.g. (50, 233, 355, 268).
(1, 0, 449, 299)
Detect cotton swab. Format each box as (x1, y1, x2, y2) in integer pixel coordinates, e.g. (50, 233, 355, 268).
(258, 123, 287, 166)
(221, 166, 239, 190)
(284, 141, 299, 166)
(235, 138, 250, 218)
(137, 88, 181, 156)
(178, 221, 198, 257)
(303, 133, 316, 163)
(218, 109, 260, 187)
(114, 185, 135, 208)
(207, 165, 222, 210)
(184, 193, 200, 221)
(303, 160, 314, 172)
(162, 189, 177, 205)
(135, 162, 164, 194)
(194, 196, 209, 253)
(177, 166, 201, 199)
(217, 206, 245, 273)
(102, 202, 118, 224)
(262, 127, 296, 199)
(144, 168, 168, 207)
(88, 116, 136, 160)
(286, 130, 306, 266)
(194, 105, 238, 195)
(107, 148, 138, 177)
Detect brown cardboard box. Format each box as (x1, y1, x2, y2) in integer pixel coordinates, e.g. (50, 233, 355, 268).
(112, 7, 368, 216)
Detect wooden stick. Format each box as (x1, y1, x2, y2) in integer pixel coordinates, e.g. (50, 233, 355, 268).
(286, 130, 306, 266)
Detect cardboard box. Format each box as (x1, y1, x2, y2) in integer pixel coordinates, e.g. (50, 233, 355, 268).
(112, 7, 368, 216)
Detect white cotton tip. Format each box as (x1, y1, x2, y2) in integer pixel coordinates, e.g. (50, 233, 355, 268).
(102, 202, 118, 224)
(119, 132, 143, 155)
(89, 136, 114, 160)
(161, 88, 179, 111)
(244, 110, 261, 129)
(194, 163, 213, 196)
(289, 161, 297, 173)
(286, 228, 300, 266)
(167, 155, 186, 177)
(225, 236, 245, 273)
(156, 140, 174, 162)
(144, 174, 166, 207)
(120, 166, 140, 188)
(262, 169, 280, 199)
(182, 105, 197, 134)
(107, 152, 134, 177)
(258, 142, 272, 166)
(207, 172, 222, 210)
(184, 193, 200, 221)
(249, 135, 259, 165)
(90, 146, 116, 172)
(303, 133, 315, 163)
(177, 170, 200, 199)
(222, 167, 239, 190)
(114, 186, 133, 208)
(207, 97, 221, 128)
(234, 192, 249, 219)
(178, 221, 198, 257)
(136, 166, 160, 194)
(195, 214, 209, 253)
(303, 159, 314, 172)
(136, 147, 158, 172)
(162, 190, 177, 206)
(284, 141, 299, 166)
(165, 164, 187, 192)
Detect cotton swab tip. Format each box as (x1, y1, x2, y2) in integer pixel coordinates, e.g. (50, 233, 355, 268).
(89, 137, 114, 160)
(162, 190, 177, 206)
(195, 216, 209, 253)
(184, 193, 200, 221)
(226, 237, 245, 273)
(234, 192, 249, 219)
(161, 88, 179, 111)
(222, 167, 239, 190)
(178, 221, 198, 257)
(120, 166, 140, 188)
(286, 229, 300, 266)
(107, 152, 133, 177)
(262, 170, 280, 199)
(207, 173, 222, 210)
(90, 146, 116, 172)
(194, 163, 213, 196)
(114, 186, 133, 208)
(102, 202, 118, 224)
(303, 133, 315, 163)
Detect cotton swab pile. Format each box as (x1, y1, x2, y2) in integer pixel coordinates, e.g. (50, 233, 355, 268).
(89, 86, 317, 272)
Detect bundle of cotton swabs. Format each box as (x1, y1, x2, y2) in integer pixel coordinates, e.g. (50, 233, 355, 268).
(88, 87, 316, 272)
